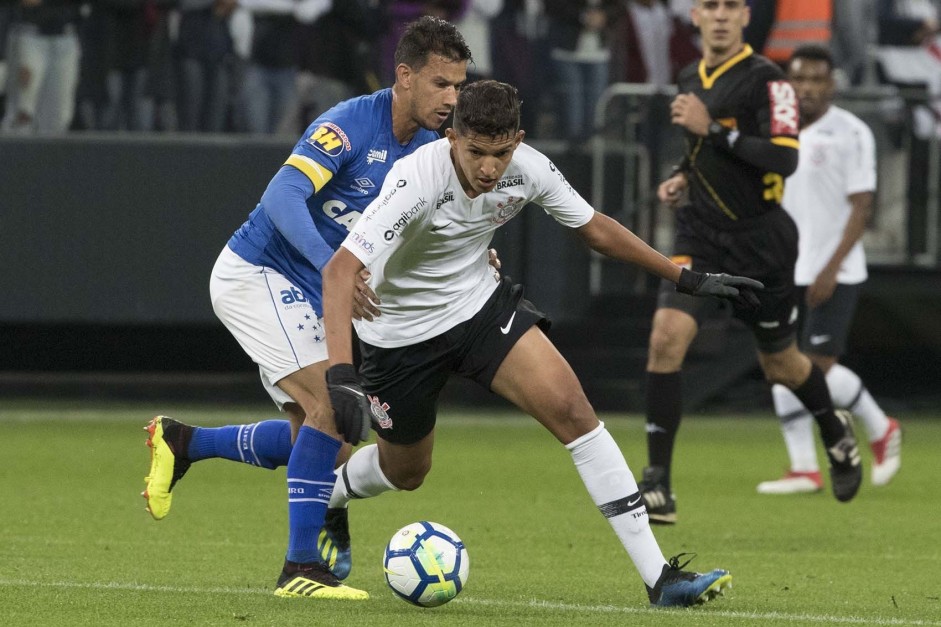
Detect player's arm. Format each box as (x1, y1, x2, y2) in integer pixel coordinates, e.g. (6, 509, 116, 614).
(575, 211, 763, 304)
(322, 246, 371, 445)
(670, 91, 798, 175)
(807, 190, 874, 308)
(262, 163, 335, 270)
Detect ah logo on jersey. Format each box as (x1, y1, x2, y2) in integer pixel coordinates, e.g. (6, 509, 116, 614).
(768, 80, 799, 137)
(306, 122, 351, 157)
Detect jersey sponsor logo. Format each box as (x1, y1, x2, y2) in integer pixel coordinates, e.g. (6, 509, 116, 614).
(435, 191, 454, 210)
(306, 122, 351, 157)
(387, 197, 428, 236)
(321, 199, 360, 231)
(496, 174, 524, 190)
(396, 179, 407, 187)
(280, 287, 308, 305)
(548, 161, 576, 195)
(366, 148, 387, 165)
(348, 231, 375, 254)
(368, 395, 393, 429)
(491, 196, 525, 225)
(768, 80, 799, 137)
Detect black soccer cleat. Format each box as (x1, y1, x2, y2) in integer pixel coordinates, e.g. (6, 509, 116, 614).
(825, 410, 862, 503)
(639, 466, 677, 524)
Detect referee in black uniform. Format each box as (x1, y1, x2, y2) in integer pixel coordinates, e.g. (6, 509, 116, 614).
(637, 0, 862, 524)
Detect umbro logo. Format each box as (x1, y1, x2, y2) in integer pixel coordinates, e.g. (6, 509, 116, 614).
(354, 178, 374, 188)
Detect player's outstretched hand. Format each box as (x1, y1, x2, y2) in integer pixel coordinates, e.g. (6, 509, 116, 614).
(326, 364, 371, 445)
(676, 268, 763, 309)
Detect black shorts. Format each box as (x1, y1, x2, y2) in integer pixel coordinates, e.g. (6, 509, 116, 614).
(658, 206, 799, 353)
(796, 283, 861, 357)
(358, 277, 550, 445)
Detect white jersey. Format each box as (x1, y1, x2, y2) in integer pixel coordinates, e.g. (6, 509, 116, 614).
(342, 139, 595, 347)
(782, 106, 876, 285)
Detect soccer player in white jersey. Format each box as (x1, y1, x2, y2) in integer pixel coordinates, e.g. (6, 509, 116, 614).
(757, 45, 902, 495)
(140, 17, 471, 599)
(319, 80, 764, 606)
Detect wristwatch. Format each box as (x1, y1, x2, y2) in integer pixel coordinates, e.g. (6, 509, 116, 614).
(707, 120, 739, 149)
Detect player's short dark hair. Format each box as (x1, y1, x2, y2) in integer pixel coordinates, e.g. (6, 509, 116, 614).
(789, 45, 834, 72)
(453, 80, 521, 138)
(394, 16, 472, 72)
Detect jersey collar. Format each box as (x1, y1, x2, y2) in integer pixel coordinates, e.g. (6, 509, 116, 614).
(698, 44, 754, 89)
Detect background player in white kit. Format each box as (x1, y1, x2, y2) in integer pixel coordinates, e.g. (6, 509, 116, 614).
(320, 80, 765, 606)
(757, 45, 902, 495)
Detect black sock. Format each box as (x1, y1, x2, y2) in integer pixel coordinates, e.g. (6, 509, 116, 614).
(645, 371, 682, 486)
(789, 364, 844, 446)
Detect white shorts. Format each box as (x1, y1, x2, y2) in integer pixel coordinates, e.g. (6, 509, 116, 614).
(209, 246, 328, 408)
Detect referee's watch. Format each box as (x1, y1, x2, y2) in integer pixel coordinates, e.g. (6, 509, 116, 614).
(707, 120, 738, 149)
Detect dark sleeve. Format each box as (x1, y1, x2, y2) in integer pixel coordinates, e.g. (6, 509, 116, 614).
(711, 65, 798, 176)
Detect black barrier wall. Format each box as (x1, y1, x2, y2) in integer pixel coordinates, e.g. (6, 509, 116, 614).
(0, 135, 591, 326)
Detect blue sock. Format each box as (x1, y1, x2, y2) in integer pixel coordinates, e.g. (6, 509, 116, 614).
(188, 420, 292, 468)
(286, 426, 342, 564)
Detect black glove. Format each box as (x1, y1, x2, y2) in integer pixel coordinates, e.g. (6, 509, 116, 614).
(676, 268, 764, 309)
(326, 363, 371, 446)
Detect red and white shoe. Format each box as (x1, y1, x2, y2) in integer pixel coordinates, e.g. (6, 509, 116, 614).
(870, 417, 901, 486)
(756, 470, 824, 495)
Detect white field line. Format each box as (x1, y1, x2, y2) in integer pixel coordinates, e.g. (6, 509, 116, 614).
(0, 579, 938, 626)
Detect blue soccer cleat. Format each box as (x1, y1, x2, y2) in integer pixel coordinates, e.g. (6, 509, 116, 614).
(647, 554, 732, 607)
(318, 508, 352, 580)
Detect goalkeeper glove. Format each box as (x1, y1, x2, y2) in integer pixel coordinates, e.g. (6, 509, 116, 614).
(677, 268, 763, 309)
(326, 363, 371, 445)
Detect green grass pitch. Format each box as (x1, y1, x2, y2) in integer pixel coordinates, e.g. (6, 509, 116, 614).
(1, 401, 939, 626)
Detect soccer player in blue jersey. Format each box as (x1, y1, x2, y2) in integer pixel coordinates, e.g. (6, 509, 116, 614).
(141, 16, 472, 600)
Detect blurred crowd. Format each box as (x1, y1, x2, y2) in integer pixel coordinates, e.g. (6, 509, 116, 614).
(0, 0, 938, 138)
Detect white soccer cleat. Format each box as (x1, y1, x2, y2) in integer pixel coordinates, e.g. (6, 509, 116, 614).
(756, 470, 823, 495)
(870, 418, 901, 486)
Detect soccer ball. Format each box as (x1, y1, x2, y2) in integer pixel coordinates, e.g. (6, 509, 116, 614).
(383, 521, 469, 607)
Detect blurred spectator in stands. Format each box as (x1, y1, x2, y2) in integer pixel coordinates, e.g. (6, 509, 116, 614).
(78, 0, 178, 131)
(281, 0, 385, 135)
(832, 0, 876, 86)
(875, 0, 941, 259)
(175, 0, 237, 132)
(2, 0, 83, 133)
(378, 1, 465, 86)
(237, 0, 331, 135)
(490, 0, 549, 137)
(608, 0, 699, 185)
(609, 0, 698, 87)
(455, 0, 502, 81)
(878, 0, 939, 45)
(544, 0, 622, 140)
(745, 0, 832, 68)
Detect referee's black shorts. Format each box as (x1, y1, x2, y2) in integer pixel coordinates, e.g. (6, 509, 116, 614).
(358, 276, 550, 445)
(658, 206, 799, 353)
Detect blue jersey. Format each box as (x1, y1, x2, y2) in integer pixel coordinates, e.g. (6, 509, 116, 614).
(227, 88, 439, 314)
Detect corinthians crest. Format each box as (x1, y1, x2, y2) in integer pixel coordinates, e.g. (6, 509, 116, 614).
(369, 395, 393, 429)
(491, 196, 525, 225)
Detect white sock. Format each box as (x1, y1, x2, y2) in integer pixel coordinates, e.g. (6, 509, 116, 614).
(826, 364, 889, 441)
(327, 444, 398, 508)
(772, 384, 819, 472)
(566, 423, 666, 588)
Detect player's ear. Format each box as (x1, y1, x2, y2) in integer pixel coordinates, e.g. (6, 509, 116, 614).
(395, 63, 412, 88)
(514, 130, 525, 146)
